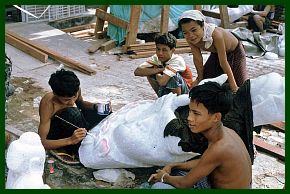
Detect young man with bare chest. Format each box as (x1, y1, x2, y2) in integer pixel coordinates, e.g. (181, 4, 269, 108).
(148, 82, 252, 189)
(38, 69, 111, 156)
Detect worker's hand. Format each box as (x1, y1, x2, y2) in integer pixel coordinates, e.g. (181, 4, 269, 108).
(159, 67, 165, 73)
(162, 165, 172, 174)
(153, 65, 165, 72)
(231, 87, 239, 95)
(191, 78, 200, 88)
(148, 169, 167, 183)
(70, 128, 87, 145)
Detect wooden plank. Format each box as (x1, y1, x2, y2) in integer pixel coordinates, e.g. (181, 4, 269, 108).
(70, 29, 94, 36)
(62, 23, 95, 33)
(160, 5, 170, 34)
(129, 47, 191, 59)
(202, 10, 221, 19)
(124, 5, 142, 51)
(73, 33, 94, 39)
(128, 44, 189, 52)
(6, 125, 24, 138)
(95, 5, 108, 36)
(88, 43, 102, 53)
(100, 40, 116, 52)
(128, 39, 189, 49)
(195, 5, 202, 11)
(5, 33, 48, 63)
(6, 30, 96, 75)
(87, 39, 107, 53)
(267, 122, 285, 133)
(253, 136, 285, 161)
(95, 8, 129, 29)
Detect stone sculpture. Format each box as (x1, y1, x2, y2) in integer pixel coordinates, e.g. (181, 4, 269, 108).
(6, 132, 50, 189)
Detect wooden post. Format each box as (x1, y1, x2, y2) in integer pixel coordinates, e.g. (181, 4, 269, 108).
(94, 5, 108, 37)
(219, 5, 231, 29)
(160, 5, 169, 34)
(124, 5, 141, 52)
(195, 5, 202, 11)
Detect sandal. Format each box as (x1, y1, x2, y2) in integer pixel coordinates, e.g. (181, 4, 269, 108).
(49, 150, 80, 165)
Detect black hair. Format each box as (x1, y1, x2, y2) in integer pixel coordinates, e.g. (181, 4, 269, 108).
(154, 33, 176, 50)
(48, 69, 80, 97)
(189, 82, 232, 118)
(178, 18, 204, 30)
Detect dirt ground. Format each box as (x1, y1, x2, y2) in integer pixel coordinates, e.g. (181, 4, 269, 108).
(6, 77, 44, 132)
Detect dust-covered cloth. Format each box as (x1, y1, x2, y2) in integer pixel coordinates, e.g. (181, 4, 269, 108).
(223, 80, 261, 164)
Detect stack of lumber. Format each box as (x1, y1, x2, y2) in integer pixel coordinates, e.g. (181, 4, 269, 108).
(62, 23, 96, 40)
(127, 39, 192, 59)
(254, 121, 285, 161)
(5, 30, 96, 75)
(61, 23, 115, 53)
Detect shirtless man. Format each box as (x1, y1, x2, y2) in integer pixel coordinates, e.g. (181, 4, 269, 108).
(148, 81, 252, 189)
(38, 69, 110, 156)
(178, 10, 248, 92)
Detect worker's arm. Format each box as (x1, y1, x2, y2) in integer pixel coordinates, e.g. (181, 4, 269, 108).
(213, 30, 238, 92)
(38, 96, 87, 150)
(134, 66, 164, 76)
(149, 146, 220, 188)
(190, 44, 204, 87)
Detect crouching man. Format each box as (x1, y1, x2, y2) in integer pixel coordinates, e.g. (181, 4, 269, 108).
(148, 82, 252, 189)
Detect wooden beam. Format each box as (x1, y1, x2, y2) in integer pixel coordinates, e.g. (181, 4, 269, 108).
(95, 5, 108, 36)
(127, 39, 189, 52)
(124, 5, 142, 51)
(254, 136, 285, 161)
(265, 122, 285, 133)
(70, 29, 94, 36)
(6, 125, 24, 138)
(195, 5, 202, 11)
(87, 39, 107, 53)
(5, 33, 48, 63)
(6, 30, 96, 75)
(201, 10, 221, 19)
(160, 5, 170, 34)
(219, 5, 231, 29)
(62, 23, 95, 33)
(129, 47, 191, 59)
(95, 8, 129, 29)
(100, 40, 116, 52)
(201, 5, 240, 29)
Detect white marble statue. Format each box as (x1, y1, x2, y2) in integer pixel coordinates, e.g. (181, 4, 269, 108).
(79, 73, 284, 169)
(6, 132, 50, 189)
(79, 92, 199, 169)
